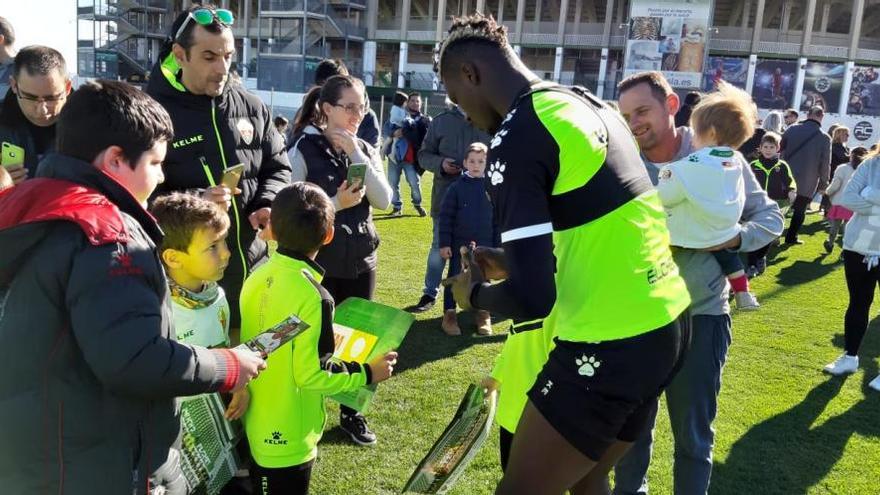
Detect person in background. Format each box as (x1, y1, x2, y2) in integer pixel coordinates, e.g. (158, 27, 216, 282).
(823, 147, 880, 392)
(314, 58, 380, 148)
(784, 108, 799, 129)
(747, 132, 796, 277)
(0, 46, 71, 185)
(387, 91, 426, 217)
(675, 91, 700, 128)
(781, 106, 831, 245)
(821, 125, 851, 216)
(287, 74, 392, 447)
(762, 110, 784, 135)
(824, 146, 868, 253)
(0, 16, 16, 96)
(274, 115, 289, 144)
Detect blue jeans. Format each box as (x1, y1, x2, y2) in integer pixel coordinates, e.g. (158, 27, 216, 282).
(388, 160, 422, 209)
(422, 218, 447, 299)
(613, 314, 732, 495)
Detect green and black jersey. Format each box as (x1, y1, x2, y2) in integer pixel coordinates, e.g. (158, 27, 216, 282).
(477, 85, 690, 343)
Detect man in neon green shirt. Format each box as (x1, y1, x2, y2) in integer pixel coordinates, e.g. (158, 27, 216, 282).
(240, 183, 397, 493)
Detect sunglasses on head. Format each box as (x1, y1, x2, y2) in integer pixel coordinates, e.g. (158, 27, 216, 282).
(174, 8, 235, 42)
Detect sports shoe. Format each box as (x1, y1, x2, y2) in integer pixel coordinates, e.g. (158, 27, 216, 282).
(442, 309, 461, 336)
(824, 239, 834, 253)
(390, 207, 402, 217)
(475, 310, 492, 335)
(823, 353, 859, 376)
(869, 374, 880, 391)
(408, 294, 435, 313)
(340, 412, 377, 445)
(734, 291, 760, 310)
(414, 205, 427, 217)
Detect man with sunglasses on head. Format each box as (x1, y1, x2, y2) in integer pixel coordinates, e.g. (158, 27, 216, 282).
(147, 3, 291, 336)
(0, 45, 70, 185)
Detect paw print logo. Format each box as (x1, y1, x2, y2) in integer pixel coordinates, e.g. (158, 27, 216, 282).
(500, 109, 517, 126)
(575, 355, 601, 377)
(271, 431, 282, 440)
(490, 129, 509, 149)
(488, 160, 506, 186)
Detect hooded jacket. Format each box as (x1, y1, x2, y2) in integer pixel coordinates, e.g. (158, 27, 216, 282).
(0, 154, 239, 494)
(146, 54, 291, 327)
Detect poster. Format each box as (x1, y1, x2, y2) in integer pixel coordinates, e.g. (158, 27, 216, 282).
(178, 393, 242, 494)
(702, 56, 748, 91)
(752, 59, 798, 110)
(623, 0, 712, 89)
(799, 62, 846, 113)
(848, 66, 880, 116)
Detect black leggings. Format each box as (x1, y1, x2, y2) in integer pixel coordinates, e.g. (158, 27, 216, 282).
(499, 427, 514, 473)
(250, 460, 314, 494)
(321, 269, 377, 417)
(786, 194, 812, 242)
(843, 250, 880, 355)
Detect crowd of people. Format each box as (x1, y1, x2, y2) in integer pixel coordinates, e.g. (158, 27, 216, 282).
(0, 6, 878, 495)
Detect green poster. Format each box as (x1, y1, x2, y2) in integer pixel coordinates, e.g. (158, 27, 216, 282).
(329, 297, 414, 413)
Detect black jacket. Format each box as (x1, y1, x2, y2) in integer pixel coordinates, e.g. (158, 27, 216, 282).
(146, 55, 291, 326)
(401, 110, 431, 168)
(750, 155, 796, 201)
(0, 89, 55, 178)
(0, 154, 236, 494)
(292, 129, 380, 279)
(438, 173, 497, 249)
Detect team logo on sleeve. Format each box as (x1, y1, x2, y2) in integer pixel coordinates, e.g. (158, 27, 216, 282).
(575, 355, 601, 377)
(488, 160, 506, 185)
(236, 118, 255, 145)
(659, 168, 672, 180)
(490, 129, 509, 149)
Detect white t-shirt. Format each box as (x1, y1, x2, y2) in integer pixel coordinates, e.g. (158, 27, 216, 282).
(171, 284, 230, 348)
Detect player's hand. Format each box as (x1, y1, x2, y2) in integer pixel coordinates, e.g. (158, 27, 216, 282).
(481, 375, 500, 394)
(439, 247, 452, 259)
(441, 158, 460, 175)
(249, 207, 271, 230)
(473, 246, 508, 280)
(337, 180, 366, 209)
(702, 233, 742, 252)
(228, 349, 267, 392)
(203, 185, 238, 210)
(441, 244, 486, 311)
(5, 163, 28, 185)
(224, 388, 250, 420)
(368, 351, 399, 383)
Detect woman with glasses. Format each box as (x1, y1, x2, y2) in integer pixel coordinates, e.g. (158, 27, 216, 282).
(288, 74, 391, 446)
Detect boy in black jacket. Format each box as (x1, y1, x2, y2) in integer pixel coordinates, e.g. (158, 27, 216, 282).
(438, 142, 496, 335)
(747, 131, 795, 276)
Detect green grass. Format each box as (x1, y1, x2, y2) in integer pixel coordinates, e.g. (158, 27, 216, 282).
(309, 176, 880, 494)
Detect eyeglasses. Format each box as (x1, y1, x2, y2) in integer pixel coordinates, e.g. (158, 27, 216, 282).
(174, 8, 235, 42)
(333, 103, 367, 116)
(15, 89, 68, 105)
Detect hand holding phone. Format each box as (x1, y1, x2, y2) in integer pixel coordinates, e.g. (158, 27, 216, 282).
(347, 163, 367, 190)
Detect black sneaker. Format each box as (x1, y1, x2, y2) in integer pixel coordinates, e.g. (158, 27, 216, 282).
(390, 207, 402, 217)
(414, 205, 427, 217)
(407, 294, 435, 313)
(340, 412, 377, 446)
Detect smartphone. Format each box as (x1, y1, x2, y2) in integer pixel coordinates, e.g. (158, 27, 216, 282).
(221, 163, 245, 189)
(347, 163, 367, 189)
(1, 142, 25, 169)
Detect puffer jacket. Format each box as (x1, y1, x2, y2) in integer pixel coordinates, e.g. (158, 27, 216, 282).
(0, 154, 239, 494)
(146, 53, 291, 327)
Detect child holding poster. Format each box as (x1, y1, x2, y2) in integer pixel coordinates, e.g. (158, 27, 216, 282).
(240, 182, 398, 494)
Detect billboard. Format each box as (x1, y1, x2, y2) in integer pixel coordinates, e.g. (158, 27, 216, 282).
(751, 59, 798, 110)
(702, 56, 748, 91)
(848, 66, 880, 116)
(799, 61, 846, 113)
(623, 0, 712, 89)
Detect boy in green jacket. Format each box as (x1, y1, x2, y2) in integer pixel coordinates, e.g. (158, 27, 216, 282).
(240, 182, 398, 493)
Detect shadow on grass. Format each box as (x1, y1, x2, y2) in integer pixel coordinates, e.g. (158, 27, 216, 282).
(393, 313, 507, 375)
(711, 378, 880, 494)
(774, 257, 837, 287)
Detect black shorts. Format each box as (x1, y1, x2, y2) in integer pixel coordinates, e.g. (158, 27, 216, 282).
(527, 311, 691, 461)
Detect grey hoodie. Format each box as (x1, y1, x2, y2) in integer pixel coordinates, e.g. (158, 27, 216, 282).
(840, 156, 880, 256)
(643, 127, 784, 315)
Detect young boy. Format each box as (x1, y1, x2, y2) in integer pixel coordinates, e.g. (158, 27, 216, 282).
(151, 192, 252, 493)
(747, 132, 796, 275)
(657, 81, 762, 310)
(438, 142, 496, 335)
(240, 182, 398, 493)
(0, 80, 264, 494)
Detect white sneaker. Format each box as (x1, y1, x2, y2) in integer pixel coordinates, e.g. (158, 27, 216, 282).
(734, 291, 760, 310)
(869, 374, 880, 392)
(823, 354, 859, 376)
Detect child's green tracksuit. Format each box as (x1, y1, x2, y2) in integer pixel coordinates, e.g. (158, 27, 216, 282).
(240, 250, 373, 469)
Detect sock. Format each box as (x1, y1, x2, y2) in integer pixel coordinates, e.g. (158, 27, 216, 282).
(729, 274, 749, 293)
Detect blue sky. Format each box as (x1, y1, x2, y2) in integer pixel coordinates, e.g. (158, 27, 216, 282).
(5, 0, 77, 73)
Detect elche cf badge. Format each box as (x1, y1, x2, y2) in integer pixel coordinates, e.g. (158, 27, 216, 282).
(236, 118, 255, 145)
